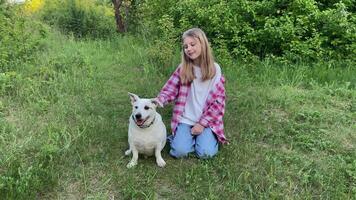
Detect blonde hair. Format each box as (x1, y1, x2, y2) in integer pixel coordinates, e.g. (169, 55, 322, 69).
(180, 28, 215, 84)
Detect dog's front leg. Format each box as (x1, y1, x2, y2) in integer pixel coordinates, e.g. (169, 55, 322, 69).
(127, 147, 138, 168)
(155, 145, 166, 167)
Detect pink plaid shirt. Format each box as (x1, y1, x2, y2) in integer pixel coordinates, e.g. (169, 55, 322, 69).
(157, 66, 227, 144)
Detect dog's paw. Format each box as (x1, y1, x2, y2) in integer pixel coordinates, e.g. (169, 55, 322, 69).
(124, 149, 131, 156)
(156, 158, 166, 168)
(126, 161, 137, 168)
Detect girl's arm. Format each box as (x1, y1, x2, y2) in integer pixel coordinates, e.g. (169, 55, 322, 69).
(156, 67, 181, 107)
(198, 76, 226, 127)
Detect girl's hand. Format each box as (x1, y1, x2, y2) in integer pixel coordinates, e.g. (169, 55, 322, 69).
(152, 98, 163, 108)
(191, 123, 204, 135)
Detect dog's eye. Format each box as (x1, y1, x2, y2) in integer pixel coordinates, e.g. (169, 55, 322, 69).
(144, 106, 149, 110)
(135, 106, 138, 109)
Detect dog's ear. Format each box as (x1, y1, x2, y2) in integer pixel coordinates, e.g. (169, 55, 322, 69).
(128, 92, 139, 104)
(151, 98, 161, 108)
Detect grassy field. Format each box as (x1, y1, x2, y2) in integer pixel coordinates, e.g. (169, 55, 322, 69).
(0, 30, 355, 199)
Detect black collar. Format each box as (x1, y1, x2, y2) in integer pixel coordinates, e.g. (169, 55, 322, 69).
(132, 115, 156, 129)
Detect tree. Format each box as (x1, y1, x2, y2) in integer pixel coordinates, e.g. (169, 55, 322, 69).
(112, 0, 125, 33)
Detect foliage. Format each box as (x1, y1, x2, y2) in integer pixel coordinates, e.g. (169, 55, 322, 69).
(12, 0, 355, 63)
(0, 2, 47, 72)
(24, 0, 45, 14)
(147, 14, 177, 72)
(132, 0, 356, 62)
(39, 0, 116, 38)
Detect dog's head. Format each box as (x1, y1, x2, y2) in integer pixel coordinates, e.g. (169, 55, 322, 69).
(128, 92, 159, 128)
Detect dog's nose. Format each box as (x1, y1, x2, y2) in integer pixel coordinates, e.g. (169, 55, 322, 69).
(135, 113, 142, 119)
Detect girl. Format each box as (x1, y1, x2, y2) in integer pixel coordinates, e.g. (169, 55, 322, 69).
(156, 28, 227, 159)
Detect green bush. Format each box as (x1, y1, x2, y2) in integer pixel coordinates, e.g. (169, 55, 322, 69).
(39, 0, 116, 38)
(131, 0, 356, 63)
(0, 2, 47, 72)
(315, 2, 356, 60)
(147, 14, 177, 73)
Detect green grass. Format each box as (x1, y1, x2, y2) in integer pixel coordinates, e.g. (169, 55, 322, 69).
(0, 30, 355, 199)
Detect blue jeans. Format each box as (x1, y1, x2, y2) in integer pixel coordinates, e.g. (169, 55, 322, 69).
(169, 123, 218, 159)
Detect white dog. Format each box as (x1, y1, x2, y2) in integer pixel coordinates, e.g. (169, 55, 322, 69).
(125, 93, 167, 168)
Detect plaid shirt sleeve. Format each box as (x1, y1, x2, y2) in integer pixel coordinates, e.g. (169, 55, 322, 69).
(198, 76, 226, 127)
(156, 67, 181, 107)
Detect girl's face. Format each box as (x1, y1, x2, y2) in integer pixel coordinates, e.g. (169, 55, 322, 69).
(183, 36, 202, 64)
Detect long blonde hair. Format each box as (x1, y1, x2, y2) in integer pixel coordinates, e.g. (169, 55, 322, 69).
(180, 28, 215, 84)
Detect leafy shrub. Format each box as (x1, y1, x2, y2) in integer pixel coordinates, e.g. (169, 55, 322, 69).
(131, 0, 356, 63)
(0, 2, 47, 72)
(315, 2, 356, 60)
(147, 14, 177, 74)
(39, 0, 116, 38)
(24, 0, 45, 14)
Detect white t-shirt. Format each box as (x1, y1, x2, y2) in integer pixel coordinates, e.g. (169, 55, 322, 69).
(180, 63, 222, 125)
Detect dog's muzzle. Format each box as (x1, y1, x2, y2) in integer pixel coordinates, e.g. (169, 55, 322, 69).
(132, 115, 155, 128)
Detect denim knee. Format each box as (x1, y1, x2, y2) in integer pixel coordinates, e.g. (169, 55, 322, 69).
(169, 147, 190, 158)
(195, 146, 218, 159)
(195, 127, 218, 159)
(169, 123, 195, 158)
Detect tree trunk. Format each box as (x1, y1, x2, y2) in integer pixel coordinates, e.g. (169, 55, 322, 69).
(112, 0, 125, 33)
